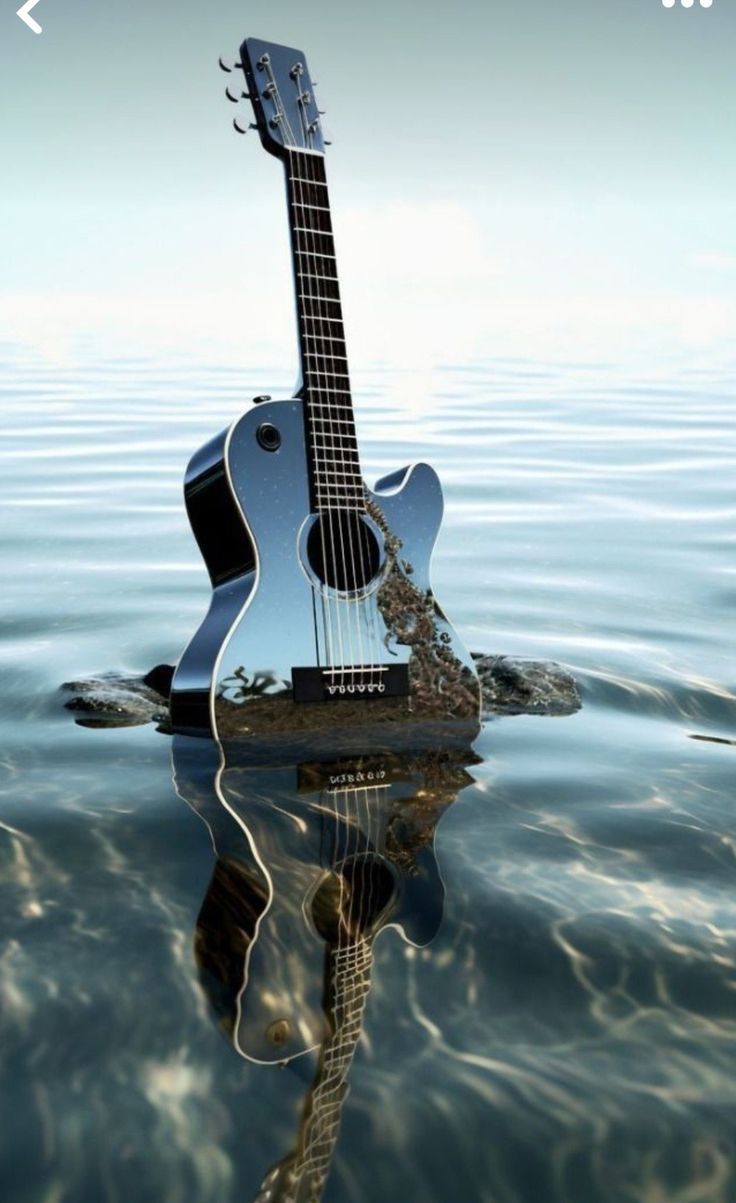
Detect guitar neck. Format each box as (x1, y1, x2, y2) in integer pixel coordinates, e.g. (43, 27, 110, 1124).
(283, 148, 365, 514)
(253, 935, 374, 1203)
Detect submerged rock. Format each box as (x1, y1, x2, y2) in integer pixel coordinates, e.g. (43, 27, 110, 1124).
(472, 653, 581, 717)
(61, 656, 580, 729)
(61, 670, 172, 730)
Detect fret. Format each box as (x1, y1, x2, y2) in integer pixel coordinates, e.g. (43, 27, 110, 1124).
(295, 249, 337, 261)
(315, 490, 365, 499)
(313, 460, 361, 470)
(302, 322, 345, 333)
(314, 506, 364, 515)
(311, 436, 359, 448)
(292, 201, 331, 213)
(305, 351, 349, 362)
(312, 460, 361, 471)
(309, 420, 356, 430)
(290, 175, 329, 188)
(293, 228, 334, 247)
(305, 369, 350, 380)
(297, 271, 340, 288)
(312, 448, 359, 462)
(299, 292, 342, 306)
(307, 435, 358, 445)
(312, 464, 360, 474)
(314, 488, 364, 497)
(314, 471, 362, 480)
(308, 406, 353, 415)
(304, 353, 349, 366)
(306, 386, 352, 396)
(296, 266, 339, 280)
(301, 308, 344, 324)
(302, 329, 347, 346)
(313, 481, 361, 491)
(313, 476, 363, 485)
(290, 209, 333, 234)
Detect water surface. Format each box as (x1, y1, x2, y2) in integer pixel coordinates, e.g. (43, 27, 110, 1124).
(1, 350, 735, 1203)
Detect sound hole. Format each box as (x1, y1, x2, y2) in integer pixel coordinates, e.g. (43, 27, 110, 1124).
(306, 511, 381, 592)
(311, 855, 396, 943)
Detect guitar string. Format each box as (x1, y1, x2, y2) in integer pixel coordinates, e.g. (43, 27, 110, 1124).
(293, 764, 385, 1200)
(363, 778, 377, 953)
(290, 150, 353, 680)
(260, 63, 393, 705)
(310, 149, 367, 683)
(276, 88, 341, 679)
(299, 149, 364, 684)
(300, 150, 378, 691)
(274, 98, 334, 672)
(302, 150, 368, 684)
(293, 150, 359, 687)
(286, 773, 349, 1200)
(288, 150, 344, 676)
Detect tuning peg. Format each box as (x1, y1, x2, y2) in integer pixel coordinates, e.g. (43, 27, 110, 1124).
(218, 55, 242, 73)
(233, 115, 258, 135)
(225, 84, 249, 103)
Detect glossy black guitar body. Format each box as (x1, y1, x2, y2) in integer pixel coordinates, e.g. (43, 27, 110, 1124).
(170, 38, 481, 746)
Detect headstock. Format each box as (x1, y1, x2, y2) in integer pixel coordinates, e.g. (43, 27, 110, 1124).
(220, 37, 326, 156)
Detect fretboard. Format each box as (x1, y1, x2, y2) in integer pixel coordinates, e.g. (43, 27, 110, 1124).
(284, 149, 364, 515)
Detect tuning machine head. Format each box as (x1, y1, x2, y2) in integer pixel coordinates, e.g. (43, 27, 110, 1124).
(218, 55, 242, 74)
(237, 38, 327, 157)
(226, 83, 251, 103)
(233, 115, 258, 135)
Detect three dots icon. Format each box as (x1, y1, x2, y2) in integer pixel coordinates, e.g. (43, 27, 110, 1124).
(662, 0, 713, 6)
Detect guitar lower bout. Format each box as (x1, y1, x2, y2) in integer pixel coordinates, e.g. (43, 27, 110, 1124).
(171, 397, 481, 747)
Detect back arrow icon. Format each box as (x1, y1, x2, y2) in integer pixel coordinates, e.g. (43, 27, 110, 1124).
(17, 0, 42, 34)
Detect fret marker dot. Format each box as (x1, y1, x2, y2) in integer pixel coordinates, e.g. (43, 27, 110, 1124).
(662, 0, 675, 5)
(681, 0, 694, 6)
(699, 0, 712, 6)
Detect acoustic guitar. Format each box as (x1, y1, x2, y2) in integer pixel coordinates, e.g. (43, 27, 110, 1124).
(171, 37, 481, 745)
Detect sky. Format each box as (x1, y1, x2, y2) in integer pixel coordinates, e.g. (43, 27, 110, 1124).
(1, 0, 735, 367)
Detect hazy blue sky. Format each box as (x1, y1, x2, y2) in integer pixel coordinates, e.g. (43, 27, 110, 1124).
(1, 0, 734, 366)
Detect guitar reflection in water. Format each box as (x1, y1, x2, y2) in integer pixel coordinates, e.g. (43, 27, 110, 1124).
(173, 732, 480, 1203)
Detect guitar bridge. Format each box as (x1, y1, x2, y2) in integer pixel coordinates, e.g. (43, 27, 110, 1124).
(292, 665, 410, 703)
